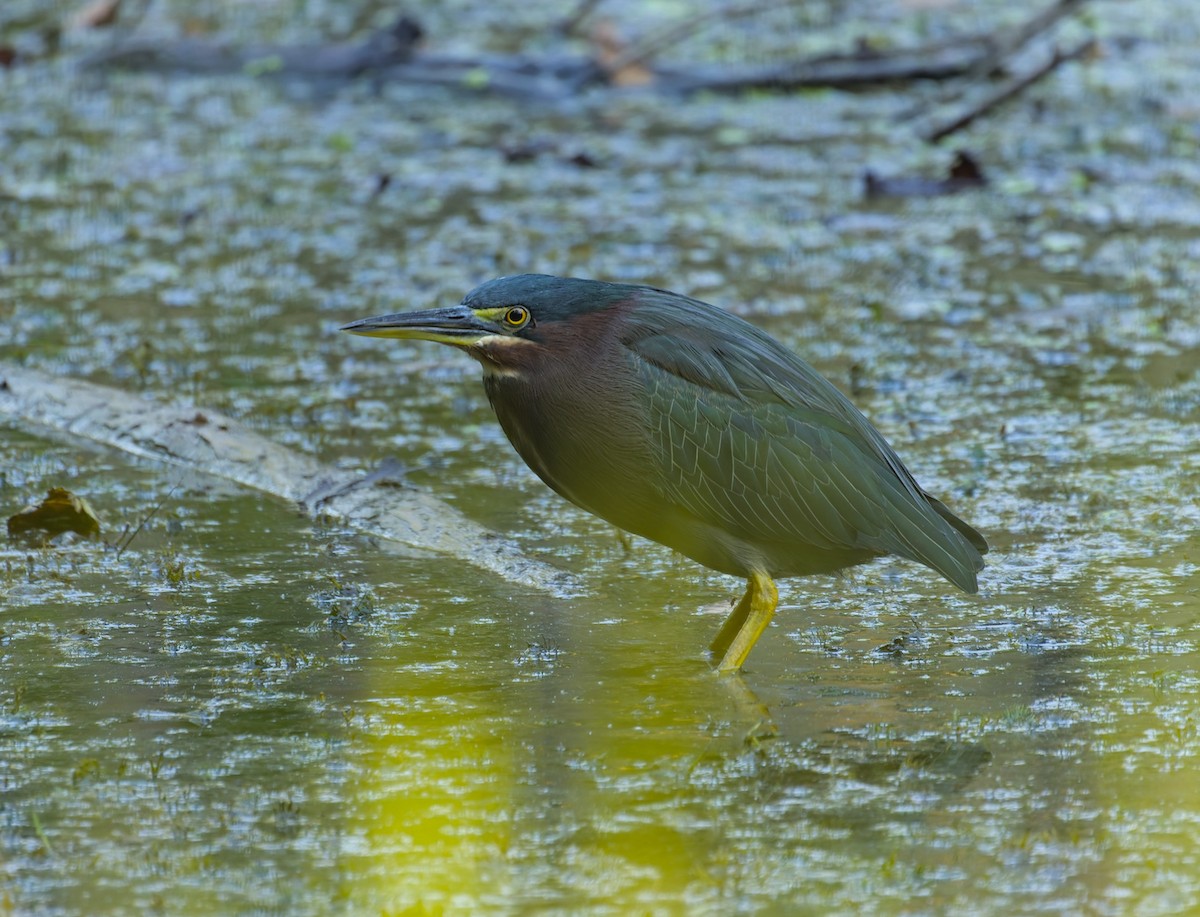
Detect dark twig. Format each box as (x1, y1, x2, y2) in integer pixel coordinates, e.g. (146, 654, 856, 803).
(969, 0, 1091, 78)
(655, 43, 995, 95)
(557, 0, 607, 37)
(115, 483, 178, 559)
(920, 39, 1096, 143)
(300, 456, 406, 512)
(898, 0, 1093, 123)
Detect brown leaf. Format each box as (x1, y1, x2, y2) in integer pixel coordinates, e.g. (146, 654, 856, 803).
(591, 20, 654, 88)
(69, 0, 121, 30)
(7, 487, 101, 542)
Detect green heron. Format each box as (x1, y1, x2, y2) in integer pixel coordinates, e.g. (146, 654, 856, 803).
(342, 274, 986, 671)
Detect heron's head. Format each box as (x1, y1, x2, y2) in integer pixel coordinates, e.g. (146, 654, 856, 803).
(341, 274, 646, 375)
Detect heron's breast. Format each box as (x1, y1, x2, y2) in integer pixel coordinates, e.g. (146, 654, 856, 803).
(482, 361, 661, 525)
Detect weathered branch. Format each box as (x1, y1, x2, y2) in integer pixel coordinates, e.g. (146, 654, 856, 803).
(0, 363, 577, 595)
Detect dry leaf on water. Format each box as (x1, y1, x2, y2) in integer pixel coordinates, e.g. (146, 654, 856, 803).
(7, 487, 101, 542)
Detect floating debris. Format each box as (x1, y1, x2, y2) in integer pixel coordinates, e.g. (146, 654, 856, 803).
(7, 487, 101, 543)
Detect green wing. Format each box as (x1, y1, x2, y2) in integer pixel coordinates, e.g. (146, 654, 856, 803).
(623, 292, 986, 590)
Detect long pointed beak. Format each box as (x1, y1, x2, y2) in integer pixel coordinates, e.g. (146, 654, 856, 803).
(340, 305, 493, 347)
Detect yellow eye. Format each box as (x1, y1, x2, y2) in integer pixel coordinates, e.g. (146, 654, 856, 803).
(503, 306, 530, 328)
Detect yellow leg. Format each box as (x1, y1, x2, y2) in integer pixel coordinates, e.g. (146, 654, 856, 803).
(710, 571, 778, 672)
(709, 588, 752, 661)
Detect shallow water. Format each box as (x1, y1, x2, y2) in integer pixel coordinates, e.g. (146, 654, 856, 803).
(3, 0, 1200, 914)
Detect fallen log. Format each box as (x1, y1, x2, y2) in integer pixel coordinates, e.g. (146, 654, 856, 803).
(0, 362, 577, 595)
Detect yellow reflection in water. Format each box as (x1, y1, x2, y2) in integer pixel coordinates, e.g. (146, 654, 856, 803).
(342, 586, 741, 913)
(351, 688, 516, 911)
